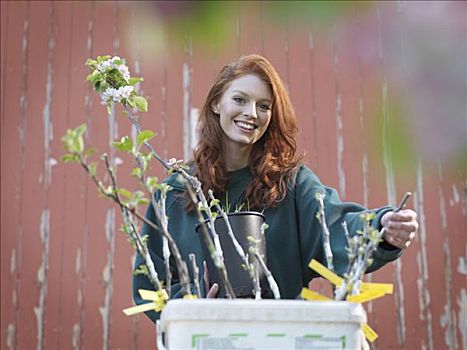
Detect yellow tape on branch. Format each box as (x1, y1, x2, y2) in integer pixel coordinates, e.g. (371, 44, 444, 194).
(362, 324, 378, 342)
(122, 289, 169, 316)
(346, 290, 386, 303)
(308, 259, 343, 286)
(300, 288, 332, 301)
(305, 258, 395, 343)
(360, 282, 393, 294)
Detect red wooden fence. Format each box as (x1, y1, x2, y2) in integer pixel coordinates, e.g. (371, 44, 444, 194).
(1, 1, 465, 349)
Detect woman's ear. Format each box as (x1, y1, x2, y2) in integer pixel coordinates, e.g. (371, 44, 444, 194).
(211, 102, 219, 115)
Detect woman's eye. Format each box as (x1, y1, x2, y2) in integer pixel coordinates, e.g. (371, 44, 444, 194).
(258, 103, 271, 111)
(233, 96, 245, 104)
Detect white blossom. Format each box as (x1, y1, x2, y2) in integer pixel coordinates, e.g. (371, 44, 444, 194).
(96, 56, 131, 82)
(118, 64, 130, 81)
(96, 60, 112, 73)
(101, 87, 117, 105)
(101, 85, 134, 105)
(118, 85, 134, 99)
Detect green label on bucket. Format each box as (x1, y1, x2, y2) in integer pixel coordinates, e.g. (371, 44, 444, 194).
(296, 335, 346, 349)
(192, 334, 209, 348)
(189, 332, 349, 349)
(195, 337, 253, 350)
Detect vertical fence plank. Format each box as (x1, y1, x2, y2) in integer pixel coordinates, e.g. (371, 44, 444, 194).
(81, 2, 113, 349)
(1, 2, 30, 350)
(376, 5, 407, 349)
(15, 2, 50, 349)
(53, 3, 93, 349)
(1, 2, 466, 349)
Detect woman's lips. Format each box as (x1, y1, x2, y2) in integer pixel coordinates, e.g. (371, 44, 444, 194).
(234, 120, 257, 131)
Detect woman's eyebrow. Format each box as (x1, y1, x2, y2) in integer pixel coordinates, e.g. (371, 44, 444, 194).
(231, 90, 271, 103)
(231, 90, 247, 96)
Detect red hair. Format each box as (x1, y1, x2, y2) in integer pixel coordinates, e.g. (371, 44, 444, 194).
(192, 54, 302, 209)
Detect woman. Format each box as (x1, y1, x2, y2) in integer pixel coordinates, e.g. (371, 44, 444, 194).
(133, 54, 418, 323)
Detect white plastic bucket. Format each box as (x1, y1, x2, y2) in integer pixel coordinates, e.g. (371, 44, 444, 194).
(157, 299, 366, 350)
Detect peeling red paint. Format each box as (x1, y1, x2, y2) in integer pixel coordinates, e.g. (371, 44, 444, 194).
(1, 2, 465, 349)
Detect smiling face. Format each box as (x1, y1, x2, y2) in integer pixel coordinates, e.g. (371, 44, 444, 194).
(213, 74, 273, 154)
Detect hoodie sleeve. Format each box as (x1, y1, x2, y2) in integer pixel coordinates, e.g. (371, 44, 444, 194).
(295, 166, 402, 286)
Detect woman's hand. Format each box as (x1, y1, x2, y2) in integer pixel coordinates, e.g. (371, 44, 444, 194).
(381, 209, 418, 249)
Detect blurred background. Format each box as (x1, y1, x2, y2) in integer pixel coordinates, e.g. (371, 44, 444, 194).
(1, 1, 465, 349)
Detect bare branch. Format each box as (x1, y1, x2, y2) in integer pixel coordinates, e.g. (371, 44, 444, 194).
(189, 253, 201, 298)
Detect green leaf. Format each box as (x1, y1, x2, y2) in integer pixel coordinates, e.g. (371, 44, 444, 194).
(112, 136, 133, 152)
(133, 96, 148, 112)
(314, 192, 325, 201)
(156, 183, 172, 196)
(146, 176, 159, 191)
(83, 147, 96, 160)
(87, 71, 102, 83)
(143, 152, 153, 162)
(209, 199, 220, 208)
(88, 162, 97, 177)
(60, 153, 78, 163)
(75, 135, 84, 154)
(133, 190, 145, 199)
(131, 167, 142, 178)
(116, 188, 132, 199)
(120, 223, 131, 234)
(97, 55, 111, 63)
(137, 198, 149, 205)
(136, 130, 155, 146)
(72, 123, 86, 137)
(134, 264, 149, 276)
(126, 97, 136, 108)
(85, 58, 97, 67)
(128, 77, 143, 85)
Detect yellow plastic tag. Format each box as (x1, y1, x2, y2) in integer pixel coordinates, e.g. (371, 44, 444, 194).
(360, 282, 393, 294)
(300, 288, 332, 301)
(308, 259, 343, 286)
(123, 303, 157, 316)
(138, 289, 161, 300)
(122, 289, 169, 316)
(362, 323, 378, 342)
(347, 289, 386, 303)
(183, 294, 198, 300)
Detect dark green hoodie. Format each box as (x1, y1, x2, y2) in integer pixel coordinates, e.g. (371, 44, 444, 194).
(133, 165, 401, 323)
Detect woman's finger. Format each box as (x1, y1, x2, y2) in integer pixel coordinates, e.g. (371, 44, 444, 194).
(384, 229, 415, 249)
(384, 233, 405, 249)
(386, 221, 418, 233)
(206, 283, 219, 298)
(389, 209, 418, 222)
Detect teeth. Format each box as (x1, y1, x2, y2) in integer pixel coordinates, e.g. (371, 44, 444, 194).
(235, 121, 256, 130)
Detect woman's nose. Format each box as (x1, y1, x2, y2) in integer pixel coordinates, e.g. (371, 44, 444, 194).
(243, 102, 257, 119)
